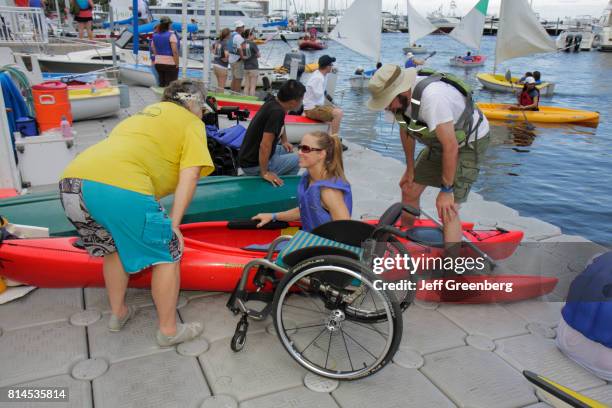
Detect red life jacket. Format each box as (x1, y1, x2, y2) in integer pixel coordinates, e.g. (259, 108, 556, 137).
(520, 88, 539, 107)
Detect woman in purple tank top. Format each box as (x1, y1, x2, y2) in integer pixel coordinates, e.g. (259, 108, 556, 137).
(252, 131, 352, 232)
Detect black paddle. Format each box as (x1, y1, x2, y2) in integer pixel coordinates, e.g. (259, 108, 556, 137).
(505, 69, 536, 131)
(423, 51, 437, 60)
(280, 34, 292, 49)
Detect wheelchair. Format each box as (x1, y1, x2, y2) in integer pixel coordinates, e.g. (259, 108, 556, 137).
(226, 203, 421, 380)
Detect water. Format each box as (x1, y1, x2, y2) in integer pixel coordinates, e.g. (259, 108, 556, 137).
(257, 34, 612, 245)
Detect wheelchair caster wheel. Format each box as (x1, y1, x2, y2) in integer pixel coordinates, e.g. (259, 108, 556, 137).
(231, 317, 249, 352)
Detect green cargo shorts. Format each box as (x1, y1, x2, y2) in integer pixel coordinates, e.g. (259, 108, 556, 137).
(413, 134, 490, 203)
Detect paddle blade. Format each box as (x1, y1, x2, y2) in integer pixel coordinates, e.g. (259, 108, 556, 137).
(280, 34, 289, 44)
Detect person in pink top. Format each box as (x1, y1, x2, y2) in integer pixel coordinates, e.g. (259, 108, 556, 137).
(71, 0, 94, 40)
(151, 17, 180, 87)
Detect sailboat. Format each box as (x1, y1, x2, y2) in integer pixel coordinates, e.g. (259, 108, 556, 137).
(328, 0, 382, 89)
(403, 0, 437, 54)
(448, 0, 489, 67)
(476, 0, 557, 96)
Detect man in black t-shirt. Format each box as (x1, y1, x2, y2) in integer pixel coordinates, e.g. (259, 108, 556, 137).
(238, 80, 306, 186)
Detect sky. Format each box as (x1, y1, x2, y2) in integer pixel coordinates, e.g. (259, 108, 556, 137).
(277, 0, 609, 20)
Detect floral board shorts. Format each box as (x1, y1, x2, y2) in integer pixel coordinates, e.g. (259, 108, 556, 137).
(59, 178, 181, 273)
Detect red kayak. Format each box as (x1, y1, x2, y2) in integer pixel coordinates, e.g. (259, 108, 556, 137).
(415, 275, 558, 303)
(0, 220, 522, 293)
(214, 99, 328, 144)
(298, 39, 327, 50)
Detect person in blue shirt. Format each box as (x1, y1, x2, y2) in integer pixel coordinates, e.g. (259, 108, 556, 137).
(519, 71, 533, 84)
(533, 70, 542, 84)
(556, 252, 612, 381)
(404, 52, 424, 69)
(252, 131, 351, 232)
(463, 51, 473, 61)
(363, 62, 383, 77)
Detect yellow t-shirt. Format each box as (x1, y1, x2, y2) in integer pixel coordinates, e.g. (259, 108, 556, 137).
(62, 102, 214, 198)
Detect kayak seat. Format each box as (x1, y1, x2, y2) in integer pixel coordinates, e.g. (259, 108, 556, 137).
(404, 227, 445, 248)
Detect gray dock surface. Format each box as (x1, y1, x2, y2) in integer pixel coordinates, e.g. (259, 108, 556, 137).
(1, 86, 610, 408)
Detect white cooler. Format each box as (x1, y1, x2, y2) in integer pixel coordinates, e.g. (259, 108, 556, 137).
(15, 132, 75, 187)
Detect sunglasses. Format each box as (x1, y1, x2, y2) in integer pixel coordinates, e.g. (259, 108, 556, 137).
(297, 144, 324, 154)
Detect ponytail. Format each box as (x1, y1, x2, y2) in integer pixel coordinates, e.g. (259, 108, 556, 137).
(308, 131, 348, 183)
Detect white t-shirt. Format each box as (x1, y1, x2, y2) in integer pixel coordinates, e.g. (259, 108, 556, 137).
(228, 32, 245, 64)
(405, 76, 489, 140)
(303, 70, 327, 110)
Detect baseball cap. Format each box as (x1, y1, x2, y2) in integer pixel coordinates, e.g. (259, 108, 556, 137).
(235, 20, 245, 28)
(318, 55, 336, 68)
(525, 76, 536, 84)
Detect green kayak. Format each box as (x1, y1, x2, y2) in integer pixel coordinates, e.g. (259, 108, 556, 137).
(0, 176, 299, 236)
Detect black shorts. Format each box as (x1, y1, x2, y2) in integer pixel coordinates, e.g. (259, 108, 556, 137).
(74, 16, 93, 22)
(154, 63, 179, 87)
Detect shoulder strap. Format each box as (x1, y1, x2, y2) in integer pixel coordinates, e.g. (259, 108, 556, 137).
(411, 72, 476, 140)
(410, 74, 443, 124)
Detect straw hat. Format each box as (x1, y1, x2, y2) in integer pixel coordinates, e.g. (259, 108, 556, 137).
(367, 64, 417, 111)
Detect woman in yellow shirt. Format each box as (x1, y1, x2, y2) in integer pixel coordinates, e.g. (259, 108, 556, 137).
(60, 79, 214, 347)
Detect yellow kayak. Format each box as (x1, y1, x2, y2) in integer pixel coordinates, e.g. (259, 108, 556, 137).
(523, 370, 608, 408)
(476, 73, 556, 96)
(477, 103, 600, 124)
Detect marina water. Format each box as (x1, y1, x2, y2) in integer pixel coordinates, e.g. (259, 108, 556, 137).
(258, 33, 612, 245)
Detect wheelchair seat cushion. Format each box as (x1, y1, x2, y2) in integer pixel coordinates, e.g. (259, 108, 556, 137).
(404, 227, 445, 248)
(276, 230, 364, 267)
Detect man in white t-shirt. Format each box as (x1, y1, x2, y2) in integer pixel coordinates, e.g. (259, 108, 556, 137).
(303, 55, 343, 135)
(367, 64, 490, 247)
(228, 21, 246, 92)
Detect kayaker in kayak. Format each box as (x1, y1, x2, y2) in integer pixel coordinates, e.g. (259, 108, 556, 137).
(367, 65, 490, 248)
(556, 252, 612, 381)
(303, 55, 344, 135)
(463, 51, 473, 61)
(252, 131, 351, 232)
(404, 52, 424, 69)
(238, 79, 306, 185)
(510, 76, 539, 111)
(533, 70, 542, 84)
(59, 79, 214, 347)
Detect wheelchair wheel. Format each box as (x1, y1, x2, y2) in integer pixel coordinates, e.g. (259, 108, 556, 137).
(272, 255, 402, 380)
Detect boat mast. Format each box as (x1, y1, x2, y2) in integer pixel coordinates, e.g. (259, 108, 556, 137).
(202, 0, 211, 86)
(323, 0, 329, 34)
(215, 0, 220, 35)
(132, 0, 139, 63)
(181, 0, 188, 78)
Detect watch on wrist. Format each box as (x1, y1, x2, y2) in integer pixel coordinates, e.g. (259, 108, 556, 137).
(440, 184, 454, 193)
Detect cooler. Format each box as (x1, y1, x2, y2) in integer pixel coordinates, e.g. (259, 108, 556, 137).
(32, 81, 73, 132)
(15, 132, 75, 187)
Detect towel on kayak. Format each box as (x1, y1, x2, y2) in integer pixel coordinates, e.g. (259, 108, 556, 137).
(206, 124, 246, 150)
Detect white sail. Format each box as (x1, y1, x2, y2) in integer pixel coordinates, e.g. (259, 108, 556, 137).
(448, 0, 489, 50)
(329, 0, 382, 61)
(406, 0, 437, 44)
(495, 0, 556, 65)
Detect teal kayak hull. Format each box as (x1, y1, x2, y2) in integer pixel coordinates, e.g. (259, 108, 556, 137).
(0, 176, 299, 236)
